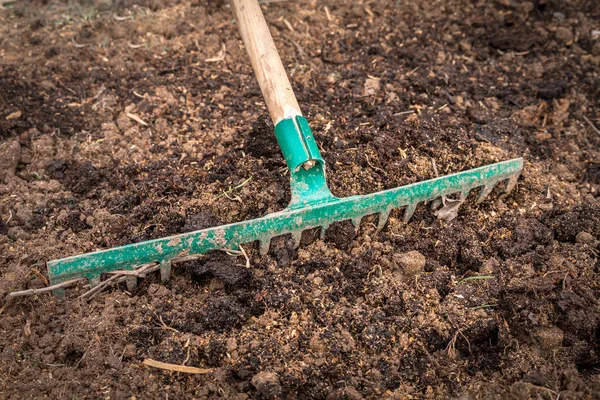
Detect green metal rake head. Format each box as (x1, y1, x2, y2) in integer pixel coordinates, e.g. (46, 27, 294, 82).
(46, 0, 523, 296)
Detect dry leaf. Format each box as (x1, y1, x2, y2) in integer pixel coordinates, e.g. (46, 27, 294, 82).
(434, 198, 463, 222)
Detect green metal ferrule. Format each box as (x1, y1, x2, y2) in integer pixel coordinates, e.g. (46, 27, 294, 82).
(274, 116, 324, 172)
(274, 116, 335, 209)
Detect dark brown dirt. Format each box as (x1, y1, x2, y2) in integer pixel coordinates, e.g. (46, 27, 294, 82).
(1, 0, 599, 399)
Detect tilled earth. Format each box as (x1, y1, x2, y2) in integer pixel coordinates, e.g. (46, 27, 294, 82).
(1, 0, 599, 398)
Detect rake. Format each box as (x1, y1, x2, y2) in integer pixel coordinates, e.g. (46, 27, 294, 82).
(46, 0, 523, 296)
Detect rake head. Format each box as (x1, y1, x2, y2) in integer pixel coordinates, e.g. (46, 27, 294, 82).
(47, 120, 523, 297)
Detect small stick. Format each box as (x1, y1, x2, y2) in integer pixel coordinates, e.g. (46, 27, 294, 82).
(82, 263, 158, 300)
(78, 274, 120, 300)
(6, 278, 85, 299)
(283, 18, 295, 33)
(136, 264, 161, 277)
(126, 111, 148, 126)
(583, 115, 600, 136)
(142, 358, 213, 374)
(393, 110, 415, 117)
(172, 254, 203, 263)
(324, 6, 332, 21)
(106, 263, 156, 278)
(106, 270, 144, 277)
(57, 80, 77, 95)
(431, 159, 439, 178)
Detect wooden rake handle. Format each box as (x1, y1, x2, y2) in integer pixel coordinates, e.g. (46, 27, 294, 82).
(231, 0, 302, 124)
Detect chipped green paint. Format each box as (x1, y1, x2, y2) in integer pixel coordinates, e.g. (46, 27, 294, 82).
(47, 117, 523, 292)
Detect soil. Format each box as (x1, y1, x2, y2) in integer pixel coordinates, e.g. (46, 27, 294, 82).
(1, 0, 599, 399)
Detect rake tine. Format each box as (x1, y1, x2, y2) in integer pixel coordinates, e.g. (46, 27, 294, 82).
(376, 209, 390, 232)
(403, 203, 417, 223)
(290, 230, 302, 249)
(476, 183, 496, 204)
(504, 174, 520, 195)
(125, 276, 137, 292)
(351, 217, 362, 234)
(430, 197, 443, 211)
(90, 276, 101, 287)
(259, 238, 271, 256)
(160, 261, 172, 283)
(319, 224, 329, 240)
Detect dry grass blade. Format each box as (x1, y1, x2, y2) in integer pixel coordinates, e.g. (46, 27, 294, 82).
(205, 42, 226, 63)
(142, 359, 213, 374)
(222, 245, 251, 268)
(239, 244, 251, 268)
(213, 177, 252, 201)
(457, 275, 494, 284)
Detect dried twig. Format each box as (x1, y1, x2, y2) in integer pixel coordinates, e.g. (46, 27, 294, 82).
(8, 252, 206, 302)
(106, 263, 157, 278)
(6, 278, 85, 300)
(78, 274, 120, 300)
(79, 263, 159, 300)
(126, 111, 148, 126)
(458, 330, 472, 355)
(393, 110, 415, 117)
(57, 80, 77, 95)
(583, 115, 600, 136)
(142, 358, 213, 374)
(283, 18, 295, 33)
